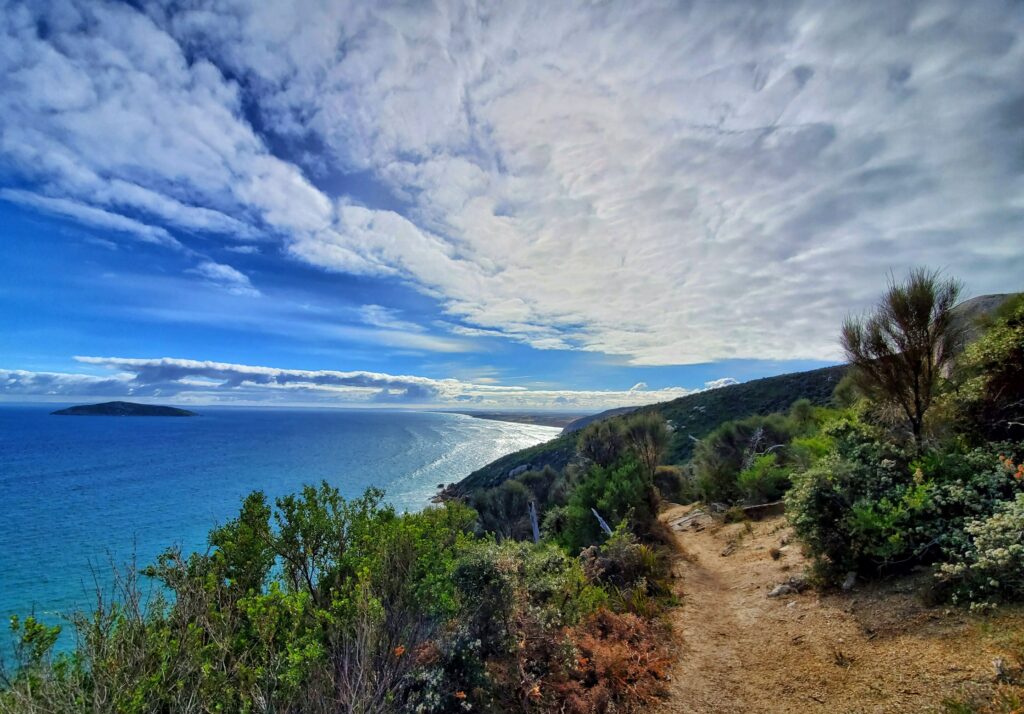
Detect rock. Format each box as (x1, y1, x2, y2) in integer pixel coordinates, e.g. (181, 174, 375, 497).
(507, 464, 531, 478)
(769, 576, 808, 597)
(786, 575, 809, 593)
(841, 571, 857, 592)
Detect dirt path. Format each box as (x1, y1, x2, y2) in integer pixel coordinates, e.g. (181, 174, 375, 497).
(655, 504, 1023, 713)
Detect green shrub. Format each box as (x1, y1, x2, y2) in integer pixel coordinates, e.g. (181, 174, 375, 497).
(653, 464, 694, 503)
(737, 453, 790, 504)
(692, 413, 796, 503)
(560, 457, 656, 551)
(577, 420, 627, 468)
(471, 478, 534, 540)
(950, 294, 1024, 443)
(579, 526, 672, 616)
(0, 480, 668, 714)
(787, 416, 1024, 583)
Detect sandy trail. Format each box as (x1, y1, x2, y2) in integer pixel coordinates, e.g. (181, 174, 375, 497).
(655, 504, 1021, 713)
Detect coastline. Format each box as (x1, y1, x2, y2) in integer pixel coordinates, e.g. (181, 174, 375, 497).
(453, 410, 585, 429)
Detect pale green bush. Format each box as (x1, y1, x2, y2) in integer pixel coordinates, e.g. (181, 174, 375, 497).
(939, 492, 1024, 608)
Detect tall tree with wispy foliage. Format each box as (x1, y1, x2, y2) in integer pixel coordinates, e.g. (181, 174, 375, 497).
(841, 268, 964, 451)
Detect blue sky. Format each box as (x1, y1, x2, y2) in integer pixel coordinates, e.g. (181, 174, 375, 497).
(0, 0, 1021, 409)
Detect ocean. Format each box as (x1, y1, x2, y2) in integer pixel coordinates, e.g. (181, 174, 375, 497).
(0, 405, 560, 649)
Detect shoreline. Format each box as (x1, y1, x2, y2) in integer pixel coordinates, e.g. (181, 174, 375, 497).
(453, 410, 585, 430)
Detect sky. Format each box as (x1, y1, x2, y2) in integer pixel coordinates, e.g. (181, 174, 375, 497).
(0, 0, 1021, 410)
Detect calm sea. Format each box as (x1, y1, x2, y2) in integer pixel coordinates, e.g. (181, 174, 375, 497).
(0, 405, 559, 649)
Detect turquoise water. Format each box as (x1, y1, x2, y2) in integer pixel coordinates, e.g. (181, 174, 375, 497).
(0, 405, 559, 648)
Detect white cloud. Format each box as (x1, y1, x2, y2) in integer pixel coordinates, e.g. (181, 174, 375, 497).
(0, 356, 730, 409)
(2, 1, 1022, 365)
(187, 260, 260, 297)
(358, 304, 424, 332)
(0, 189, 179, 247)
(159, 0, 1023, 364)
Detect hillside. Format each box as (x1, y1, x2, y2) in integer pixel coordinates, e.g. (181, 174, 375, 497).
(51, 401, 198, 417)
(562, 406, 639, 433)
(448, 365, 846, 495)
(950, 292, 1016, 344)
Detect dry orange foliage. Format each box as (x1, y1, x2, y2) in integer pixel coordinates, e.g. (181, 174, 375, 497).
(551, 608, 672, 713)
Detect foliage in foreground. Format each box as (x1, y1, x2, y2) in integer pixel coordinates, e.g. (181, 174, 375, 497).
(938, 489, 1024, 609)
(781, 279, 1024, 601)
(785, 416, 1023, 582)
(1, 484, 673, 713)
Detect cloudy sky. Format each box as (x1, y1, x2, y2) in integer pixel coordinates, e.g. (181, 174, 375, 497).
(1, 0, 1021, 409)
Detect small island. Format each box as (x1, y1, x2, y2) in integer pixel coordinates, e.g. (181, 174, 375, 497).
(51, 401, 197, 417)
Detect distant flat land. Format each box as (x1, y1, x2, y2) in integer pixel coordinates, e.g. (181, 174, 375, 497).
(52, 401, 197, 417)
(457, 411, 585, 429)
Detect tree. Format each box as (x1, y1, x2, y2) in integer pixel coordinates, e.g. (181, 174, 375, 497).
(841, 268, 964, 451)
(622, 413, 669, 479)
(577, 420, 627, 467)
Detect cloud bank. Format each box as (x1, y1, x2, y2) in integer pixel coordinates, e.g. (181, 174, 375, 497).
(0, 357, 719, 410)
(2, 1, 1021, 364)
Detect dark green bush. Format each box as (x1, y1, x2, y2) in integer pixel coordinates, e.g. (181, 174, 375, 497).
(786, 413, 1024, 583)
(653, 464, 694, 503)
(692, 413, 795, 503)
(471, 478, 534, 540)
(559, 457, 656, 551)
(737, 453, 790, 504)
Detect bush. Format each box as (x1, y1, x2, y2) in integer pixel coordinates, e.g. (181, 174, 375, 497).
(579, 526, 672, 613)
(554, 609, 671, 713)
(950, 294, 1024, 443)
(938, 492, 1024, 608)
(559, 457, 656, 551)
(737, 453, 790, 504)
(471, 479, 534, 540)
(787, 416, 1024, 583)
(653, 465, 694, 503)
(692, 413, 795, 504)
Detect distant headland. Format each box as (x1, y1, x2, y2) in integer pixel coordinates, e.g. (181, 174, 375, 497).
(454, 410, 582, 429)
(51, 401, 198, 417)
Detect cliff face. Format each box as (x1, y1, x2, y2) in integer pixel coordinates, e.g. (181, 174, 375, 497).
(51, 401, 197, 417)
(949, 293, 1016, 346)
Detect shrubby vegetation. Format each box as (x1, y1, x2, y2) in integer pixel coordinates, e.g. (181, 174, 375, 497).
(452, 365, 845, 495)
(939, 489, 1024, 609)
(782, 284, 1024, 598)
(2, 457, 675, 713)
(471, 413, 670, 552)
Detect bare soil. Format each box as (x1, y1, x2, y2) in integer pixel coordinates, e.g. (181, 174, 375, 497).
(655, 504, 1024, 713)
